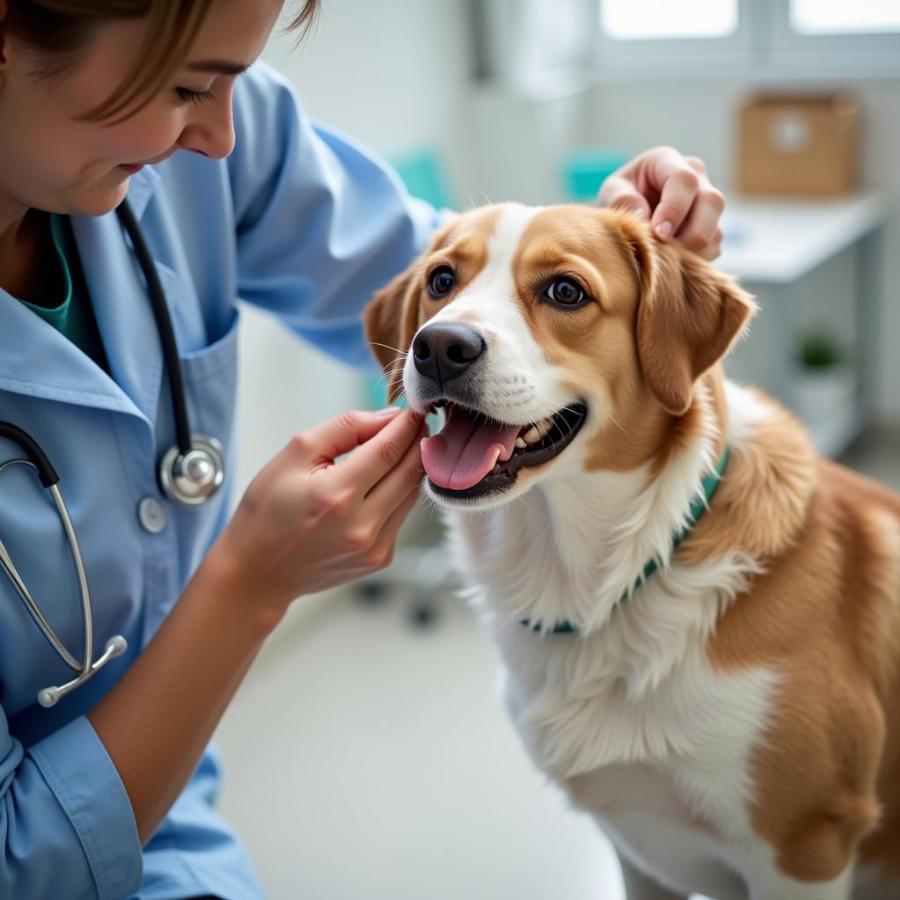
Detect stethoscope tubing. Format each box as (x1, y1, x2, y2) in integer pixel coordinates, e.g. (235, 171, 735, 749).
(0, 422, 59, 487)
(0, 197, 225, 707)
(116, 200, 192, 457)
(117, 200, 225, 505)
(0, 459, 90, 672)
(0, 432, 129, 707)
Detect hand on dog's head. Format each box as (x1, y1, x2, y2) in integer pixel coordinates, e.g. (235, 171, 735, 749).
(365, 204, 755, 416)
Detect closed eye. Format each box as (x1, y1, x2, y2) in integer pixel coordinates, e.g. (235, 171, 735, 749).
(176, 87, 215, 104)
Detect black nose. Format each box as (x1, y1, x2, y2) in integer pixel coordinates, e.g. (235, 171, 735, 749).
(413, 323, 486, 386)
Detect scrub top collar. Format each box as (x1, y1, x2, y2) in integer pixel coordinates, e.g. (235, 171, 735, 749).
(124, 164, 161, 221)
(0, 166, 168, 432)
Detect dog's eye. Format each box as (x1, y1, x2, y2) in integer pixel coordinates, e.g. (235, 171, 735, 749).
(545, 277, 588, 307)
(428, 266, 456, 298)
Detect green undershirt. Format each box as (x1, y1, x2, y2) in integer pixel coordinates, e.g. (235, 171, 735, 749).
(19, 213, 108, 371)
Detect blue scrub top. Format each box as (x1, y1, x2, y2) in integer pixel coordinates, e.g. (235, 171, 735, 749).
(0, 61, 442, 900)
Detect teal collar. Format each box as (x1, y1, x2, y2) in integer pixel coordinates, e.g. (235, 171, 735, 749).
(521, 448, 730, 635)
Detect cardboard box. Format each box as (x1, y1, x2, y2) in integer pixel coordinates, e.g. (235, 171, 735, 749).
(736, 93, 860, 196)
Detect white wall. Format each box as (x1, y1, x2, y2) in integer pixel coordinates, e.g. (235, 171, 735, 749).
(263, 0, 473, 196)
(461, 75, 900, 424)
(235, 2, 474, 494)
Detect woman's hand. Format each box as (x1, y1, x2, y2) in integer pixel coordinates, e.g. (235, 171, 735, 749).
(92, 406, 426, 842)
(212, 406, 427, 618)
(597, 146, 726, 261)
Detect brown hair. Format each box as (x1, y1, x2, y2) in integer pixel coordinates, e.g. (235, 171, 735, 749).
(6, 0, 320, 121)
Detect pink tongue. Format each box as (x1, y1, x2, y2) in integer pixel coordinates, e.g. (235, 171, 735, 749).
(422, 410, 521, 490)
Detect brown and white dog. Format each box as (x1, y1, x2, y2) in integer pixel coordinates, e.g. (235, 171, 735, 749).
(364, 203, 900, 900)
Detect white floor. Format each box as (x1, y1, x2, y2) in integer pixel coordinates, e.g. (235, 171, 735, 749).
(215, 582, 625, 900)
(214, 435, 900, 900)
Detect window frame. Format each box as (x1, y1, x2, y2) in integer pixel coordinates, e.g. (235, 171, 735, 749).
(591, 0, 900, 81)
(769, 0, 900, 78)
(594, 0, 756, 78)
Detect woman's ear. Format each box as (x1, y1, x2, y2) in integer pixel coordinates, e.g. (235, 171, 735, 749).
(364, 264, 422, 403)
(632, 231, 757, 416)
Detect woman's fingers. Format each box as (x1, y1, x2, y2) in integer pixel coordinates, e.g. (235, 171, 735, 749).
(290, 406, 403, 469)
(333, 422, 426, 570)
(674, 192, 724, 255)
(339, 408, 426, 495)
(364, 421, 428, 504)
(365, 485, 423, 571)
(646, 150, 705, 239)
(596, 175, 652, 222)
(645, 150, 725, 250)
(695, 227, 724, 261)
(597, 147, 726, 259)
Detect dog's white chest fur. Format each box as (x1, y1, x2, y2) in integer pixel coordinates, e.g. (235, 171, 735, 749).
(444, 472, 781, 896)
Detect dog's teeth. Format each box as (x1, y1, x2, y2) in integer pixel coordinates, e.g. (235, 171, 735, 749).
(536, 418, 554, 438)
(521, 416, 558, 446)
(514, 437, 527, 449)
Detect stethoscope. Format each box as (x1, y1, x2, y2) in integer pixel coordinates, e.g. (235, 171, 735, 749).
(0, 198, 225, 708)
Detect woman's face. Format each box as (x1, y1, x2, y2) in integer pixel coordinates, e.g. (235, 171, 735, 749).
(0, 0, 284, 220)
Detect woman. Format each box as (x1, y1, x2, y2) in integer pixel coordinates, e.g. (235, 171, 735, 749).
(0, 1, 726, 897)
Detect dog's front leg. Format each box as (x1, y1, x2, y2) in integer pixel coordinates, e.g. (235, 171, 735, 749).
(619, 856, 688, 900)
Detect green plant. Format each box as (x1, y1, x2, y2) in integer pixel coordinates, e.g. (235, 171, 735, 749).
(797, 331, 845, 369)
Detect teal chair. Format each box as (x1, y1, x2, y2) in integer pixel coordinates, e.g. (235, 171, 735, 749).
(360, 148, 458, 626)
(561, 147, 630, 202)
(390, 147, 454, 210)
(366, 147, 454, 412)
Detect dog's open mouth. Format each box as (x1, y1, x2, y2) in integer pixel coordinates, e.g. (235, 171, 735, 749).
(421, 400, 588, 499)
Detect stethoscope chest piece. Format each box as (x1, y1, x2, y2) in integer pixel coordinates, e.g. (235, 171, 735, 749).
(159, 434, 225, 506)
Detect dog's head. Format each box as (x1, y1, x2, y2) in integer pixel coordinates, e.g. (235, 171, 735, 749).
(365, 203, 755, 509)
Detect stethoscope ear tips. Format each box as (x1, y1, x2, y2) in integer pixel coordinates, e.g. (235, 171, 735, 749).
(37, 633, 129, 708)
(106, 634, 128, 657)
(37, 688, 58, 709)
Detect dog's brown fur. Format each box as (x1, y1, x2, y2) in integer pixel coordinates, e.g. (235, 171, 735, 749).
(365, 203, 900, 883)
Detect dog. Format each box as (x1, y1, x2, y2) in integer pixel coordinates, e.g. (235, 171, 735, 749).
(364, 203, 900, 900)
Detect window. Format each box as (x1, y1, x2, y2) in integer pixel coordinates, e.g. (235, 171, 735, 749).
(594, 0, 752, 76)
(791, 1, 900, 36)
(475, 0, 900, 89)
(593, 0, 900, 78)
(600, 0, 738, 41)
(771, 0, 900, 77)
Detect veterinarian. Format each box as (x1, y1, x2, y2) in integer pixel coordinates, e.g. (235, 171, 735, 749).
(0, 1, 727, 897)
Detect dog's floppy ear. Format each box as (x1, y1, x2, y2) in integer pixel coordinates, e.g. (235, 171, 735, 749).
(629, 228, 757, 416)
(364, 264, 422, 402)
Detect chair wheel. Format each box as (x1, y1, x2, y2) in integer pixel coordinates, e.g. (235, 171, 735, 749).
(409, 600, 439, 628)
(356, 580, 389, 605)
